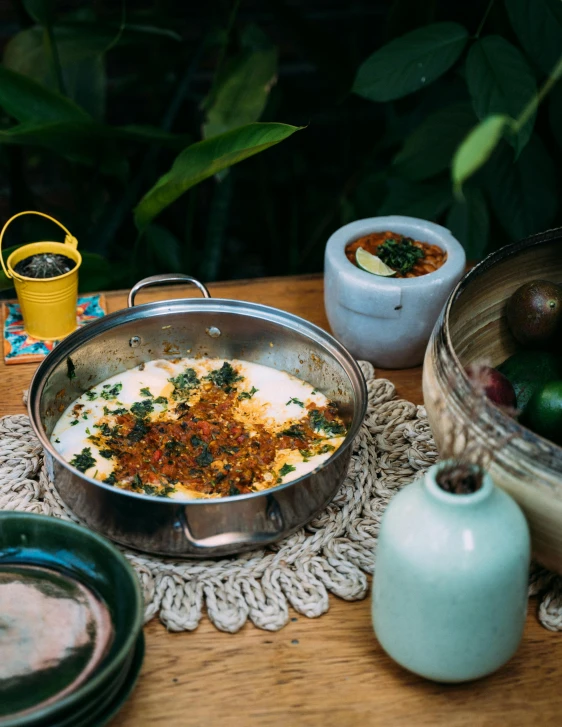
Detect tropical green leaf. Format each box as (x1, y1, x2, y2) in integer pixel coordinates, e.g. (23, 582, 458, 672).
(134, 122, 302, 229)
(393, 102, 477, 180)
(145, 225, 183, 273)
(452, 115, 510, 192)
(466, 36, 536, 155)
(0, 246, 18, 292)
(353, 22, 469, 102)
(203, 43, 278, 138)
(23, 0, 55, 25)
(505, 0, 562, 76)
(445, 188, 489, 259)
(549, 84, 562, 151)
(78, 252, 115, 293)
(0, 66, 91, 123)
(486, 136, 557, 240)
(377, 178, 453, 220)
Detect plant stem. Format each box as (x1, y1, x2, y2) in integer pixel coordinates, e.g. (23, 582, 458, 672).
(43, 24, 66, 96)
(475, 0, 495, 39)
(513, 54, 562, 132)
(204, 0, 241, 109)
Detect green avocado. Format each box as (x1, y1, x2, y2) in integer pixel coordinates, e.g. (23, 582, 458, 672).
(497, 350, 562, 416)
(523, 380, 562, 445)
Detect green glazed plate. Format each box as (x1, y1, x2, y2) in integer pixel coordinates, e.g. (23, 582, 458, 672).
(0, 512, 144, 727)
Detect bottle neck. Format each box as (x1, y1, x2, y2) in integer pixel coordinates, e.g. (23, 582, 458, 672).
(424, 461, 493, 508)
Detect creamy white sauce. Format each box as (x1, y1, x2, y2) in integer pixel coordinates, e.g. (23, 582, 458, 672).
(51, 358, 345, 499)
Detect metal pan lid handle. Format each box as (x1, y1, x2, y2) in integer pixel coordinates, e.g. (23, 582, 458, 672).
(127, 273, 211, 307)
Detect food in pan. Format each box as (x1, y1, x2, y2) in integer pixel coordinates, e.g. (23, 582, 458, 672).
(51, 358, 347, 499)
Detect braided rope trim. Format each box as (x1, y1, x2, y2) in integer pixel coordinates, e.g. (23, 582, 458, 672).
(1, 361, 560, 633)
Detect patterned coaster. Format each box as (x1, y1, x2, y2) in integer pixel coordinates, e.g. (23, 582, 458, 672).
(2, 294, 107, 365)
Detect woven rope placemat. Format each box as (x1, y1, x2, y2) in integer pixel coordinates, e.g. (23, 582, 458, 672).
(2, 361, 562, 633)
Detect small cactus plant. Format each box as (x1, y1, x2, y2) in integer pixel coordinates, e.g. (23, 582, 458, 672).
(13, 253, 76, 279)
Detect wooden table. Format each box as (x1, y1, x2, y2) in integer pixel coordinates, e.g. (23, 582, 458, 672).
(1, 274, 561, 726)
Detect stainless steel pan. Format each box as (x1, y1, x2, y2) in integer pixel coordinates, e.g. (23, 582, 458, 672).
(27, 274, 367, 557)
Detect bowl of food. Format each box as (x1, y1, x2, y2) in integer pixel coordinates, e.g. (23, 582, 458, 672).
(423, 228, 562, 572)
(324, 215, 466, 368)
(27, 274, 367, 558)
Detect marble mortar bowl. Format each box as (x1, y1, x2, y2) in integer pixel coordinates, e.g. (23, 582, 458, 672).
(324, 216, 466, 368)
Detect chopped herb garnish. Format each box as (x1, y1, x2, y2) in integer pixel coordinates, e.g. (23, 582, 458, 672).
(130, 399, 154, 418)
(169, 368, 199, 397)
(238, 386, 258, 400)
(70, 419, 79, 426)
(132, 473, 143, 488)
(205, 362, 243, 392)
(287, 397, 304, 407)
(85, 390, 97, 401)
(99, 449, 114, 459)
(66, 357, 76, 381)
(112, 407, 128, 415)
(229, 485, 241, 497)
(154, 396, 168, 405)
(299, 448, 312, 461)
(82, 413, 88, 420)
(377, 237, 424, 275)
(309, 409, 346, 436)
(103, 405, 110, 415)
(318, 443, 336, 454)
(191, 435, 204, 448)
(54, 437, 61, 444)
(128, 419, 149, 442)
(70, 447, 96, 473)
(279, 463, 297, 478)
(279, 424, 305, 439)
(195, 444, 213, 467)
(311, 389, 319, 395)
(104, 472, 117, 485)
(85, 428, 91, 435)
(100, 382, 122, 400)
(142, 483, 157, 495)
(140, 387, 153, 397)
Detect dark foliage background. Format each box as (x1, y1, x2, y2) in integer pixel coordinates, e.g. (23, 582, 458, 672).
(0, 0, 560, 293)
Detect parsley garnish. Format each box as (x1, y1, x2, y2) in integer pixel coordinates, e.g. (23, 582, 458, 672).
(85, 390, 97, 401)
(299, 448, 312, 461)
(70, 447, 96, 473)
(140, 387, 153, 397)
(130, 399, 154, 418)
(309, 410, 346, 436)
(195, 444, 214, 467)
(377, 237, 424, 275)
(100, 382, 122, 400)
(104, 472, 117, 485)
(205, 362, 243, 392)
(287, 397, 304, 407)
(99, 449, 114, 459)
(279, 463, 296, 478)
(238, 386, 258, 400)
(70, 419, 79, 426)
(279, 424, 305, 439)
(154, 396, 168, 405)
(169, 368, 199, 397)
(229, 484, 241, 497)
(318, 443, 336, 454)
(128, 419, 149, 442)
(190, 435, 204, 448)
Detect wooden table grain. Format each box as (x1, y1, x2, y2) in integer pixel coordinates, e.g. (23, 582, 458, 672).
(1, 274, 561, 726)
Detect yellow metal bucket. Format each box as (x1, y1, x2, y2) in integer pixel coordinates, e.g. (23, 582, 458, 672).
(0, 211, 82, 340)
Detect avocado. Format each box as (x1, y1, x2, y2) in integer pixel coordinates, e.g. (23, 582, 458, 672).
(523, 380, 562, 446)
(497, 350, 562, 415)
(506, 280, 562, 347)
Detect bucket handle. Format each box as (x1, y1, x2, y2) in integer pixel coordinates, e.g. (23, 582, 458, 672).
(0, 210, 78, 280)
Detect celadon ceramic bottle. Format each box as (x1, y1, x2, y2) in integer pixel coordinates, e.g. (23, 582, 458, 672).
(372, 461, 531, 683)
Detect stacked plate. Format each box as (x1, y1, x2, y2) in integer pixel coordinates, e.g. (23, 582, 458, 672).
(0, 512, 144, 727)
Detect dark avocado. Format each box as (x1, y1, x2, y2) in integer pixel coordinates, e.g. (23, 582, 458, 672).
(506, 280, 562, 347)
(498, 350, 562, 415)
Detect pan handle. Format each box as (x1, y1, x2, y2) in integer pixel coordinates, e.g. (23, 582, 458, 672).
(178, 497, 285, 550)
(128, 274, 211, 308)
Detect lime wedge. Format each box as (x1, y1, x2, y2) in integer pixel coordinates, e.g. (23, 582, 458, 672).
(355, 247, 396, 277)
